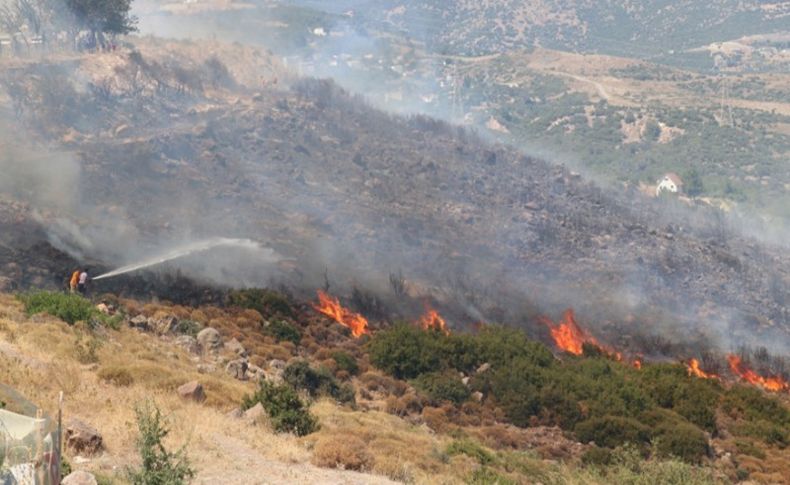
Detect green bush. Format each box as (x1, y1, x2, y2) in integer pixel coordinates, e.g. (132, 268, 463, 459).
(572, 444, 716, 485)
(174, 319, 202, 337)
(283, 360, 355, 405)
(413, 371, 470, 405)
(368, 324, 444, 379)
(242, 381, 318, 436)
(581, 446, 613, 466)
(331, 351, 359, 376)
(18, 291, 97, 325)
(467, 467, 516, 485)
(127, 400, 194, 485)
(228, 288, 294, 318)
(574, 415, 651, 449)
(654, 422, 710, 464)
(446, 439, 495, 465)
(265, 320, 301, 345)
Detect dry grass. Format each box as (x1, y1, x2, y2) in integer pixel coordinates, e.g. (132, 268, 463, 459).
(307, 400, 466, 484)
(311, 433, 373, 471)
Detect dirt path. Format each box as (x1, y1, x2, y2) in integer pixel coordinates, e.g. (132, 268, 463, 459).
(194, 434, 396, 485)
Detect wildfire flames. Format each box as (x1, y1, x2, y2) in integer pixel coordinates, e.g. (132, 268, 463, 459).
(633, 359, 642, 370)
(419, 307, 449, 334)
(539, 309, 601, 356)
(686, 358, 718, 380)
(313, 290, 369, 338)
(727, 355, 789, 392)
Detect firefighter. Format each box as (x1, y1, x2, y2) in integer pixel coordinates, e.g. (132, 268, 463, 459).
(69, 269, 80, 293)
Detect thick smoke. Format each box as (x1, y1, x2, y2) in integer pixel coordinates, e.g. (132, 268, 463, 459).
(0, 1, 787, 364)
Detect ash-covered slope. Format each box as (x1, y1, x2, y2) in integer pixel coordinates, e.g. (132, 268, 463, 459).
(1, 40, 788, 356)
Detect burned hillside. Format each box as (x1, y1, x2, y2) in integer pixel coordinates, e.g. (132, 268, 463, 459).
(1, 39, 789, 359)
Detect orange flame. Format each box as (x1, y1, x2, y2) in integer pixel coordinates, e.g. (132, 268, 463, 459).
(727, 355, 788, 392)
(686, 358, 718, 380)
(539, 309, 600, 356)
(313, 290, 369, 338)
(419, 307, 449, 335)
(633, 359, 642, 370)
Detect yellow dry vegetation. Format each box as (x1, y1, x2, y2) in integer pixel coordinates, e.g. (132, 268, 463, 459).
(307, 399, 473, 483)
(0, 293, 377, 483)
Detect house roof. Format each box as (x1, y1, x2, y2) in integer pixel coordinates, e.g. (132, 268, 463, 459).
(663, 172, 684, 186)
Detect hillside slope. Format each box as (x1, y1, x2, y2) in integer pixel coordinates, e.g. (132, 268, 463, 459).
(1, 39, 789, 358)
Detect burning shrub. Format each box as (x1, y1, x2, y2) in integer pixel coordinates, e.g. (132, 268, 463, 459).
(653, 421, 710, 464)
(18, 291, 98, 325)
(311, 434, 372, 471)
(283, 360, 355, 405)
(228, 288, 294, 318)
(413, 371, 470, 405)
(241, 381, 318, 436)
(331, 351, 359, 376)
(574, 415, 651, 449)
(264, 320, 302, 345)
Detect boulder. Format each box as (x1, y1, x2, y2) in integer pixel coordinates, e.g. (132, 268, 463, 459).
(129, 315, 149, 331)
(197, 363, 216, 374)
(244, 403, 266, 422)
(226, 359, 248, 380)
(95, 303, 110, 315)
(472, 391, 484, 402)
(227, 407, 243, 419)
(197, 327, 222, 353)
(476, 363, 491, 374)
(65, 419, 103, 455)
(177, 380, 206, 403)
(224, 338, 247, 357)
(247, 364, 265, 381)
(152, 315, 178, 335)
(62, 471, 98, 485)
(174, 335, 199, 354)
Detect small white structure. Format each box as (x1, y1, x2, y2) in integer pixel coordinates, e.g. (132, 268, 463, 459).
(656, 172, 684, 196)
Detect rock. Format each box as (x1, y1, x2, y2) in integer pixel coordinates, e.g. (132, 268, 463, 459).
(197, 327, 222, 353)
(224, 338, 247, 357)
(244, 403, 266, 422)
(62, 471, 98, 485)
(152, 315, 178, 335)
(472, 391, 484, 402)
(247, 364, 264, 381)
(462, 376, 470, 386)
(177, 380, 206, 403)
(174, 335, 199, 354)
(226, 359, 248, 380)
(129, 315, 149, 331)
(268, 359, 286, 370)
(476, 363, 491, 374)
(227, 407, 243, 419)
(197, 363, 216, 374)
(65, 419, 103, 455)
(95, 303, 110, 315)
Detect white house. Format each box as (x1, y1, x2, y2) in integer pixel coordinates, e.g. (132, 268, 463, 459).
(656, 172, 684, 196)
